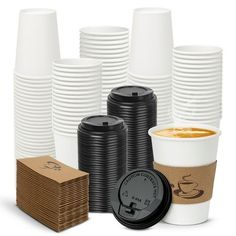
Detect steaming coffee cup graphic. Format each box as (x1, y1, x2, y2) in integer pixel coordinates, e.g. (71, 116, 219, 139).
(174, 174, 204, 199)
(42, 161, 61, 171)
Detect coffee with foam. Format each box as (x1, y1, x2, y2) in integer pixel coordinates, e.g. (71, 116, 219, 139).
(153, 127, 216, 138)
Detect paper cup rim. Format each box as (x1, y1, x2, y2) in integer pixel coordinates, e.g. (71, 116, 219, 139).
(53, 58, 102, 68)
(128, 72, 172, 80)
(20, 8, 56, 15)
(148, 123, 221, 141)
(174, 45, 222, 55)
(80, 42, 129, 49)
(80, 26, 129, 35)
(134, 7, 171, 15)
(14, 72, 52, 80)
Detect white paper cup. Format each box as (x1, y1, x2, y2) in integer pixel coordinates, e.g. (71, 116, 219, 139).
(173, 86, 221, 95)
(53, 119, 79, 129)
(173, 75, 221, 83)
(15, 9, 60, 76)
(52, 81, 101, 90)
(173, 53, 222, 61)
(173, 79, 221, 87)
(52, 92, 100, 102)
(174, 45, 222, 56)
(14, 73, 52, 84)
(15, 137, 54, 149)
(174, 66, 222, 74)
(129, 8, 173, 76)
(129, 80, 172, 89)
(149, 123, 220, 225)
(173, 117, 221, 128)
(80, 46, 129, 55)
(103, 65, 128, 72)
(80, 50, 129, 59)
(14, 87, 52, 98)
(14, 81, 52, 92)
(53, 108, 99, 117)
(173, 61, 221, 69)
(52, 70, 101, 78)
(80, 53, 129, 63)
(15, 147, 54, 156)
(129, 78, 172, 87)
(80, 37, 129, 45)
(52, 89, 100, 98)
(52, 83, 100, 92)
(80, 34, 128, 42)
(128, 71, 172, 80)
(80, 42, 129, 50)
(80, 26, 128, 36)
(173, 57, 222, 65)
(15, 133, 53, 143)
(52, 79, 101, 88)
(102, 69, 127, 76)
(15, 117, 52, 127)
(52, 94, 100, 104)
(173, 109, 222, 118)
(173, 96, 221, 106)
(173, 111, 221, 120)
(53, 58, 101, 69)
(15, 145, 54, 154)
(52, 99, 100, 109)
(102, 79, 126, 86)
(52, 103, 100, 113)
(173, 101, 221, 110)
(173, 92, 221, 102)
(14, 94, 51, 104)
(174, 70, 221, 78)
(173, 83, 222, 91)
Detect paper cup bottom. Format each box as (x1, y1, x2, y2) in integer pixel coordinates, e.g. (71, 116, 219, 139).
(54, 132, 78, 169)
(163, 201, 210, 225)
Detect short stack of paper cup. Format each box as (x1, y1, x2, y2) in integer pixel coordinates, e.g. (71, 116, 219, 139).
(80, 26, 129, 114)
(52, 59, 102, 168)
(173, 46, 222, 127)
(128, 8, 173, 125)
(14, 9, 60, 158)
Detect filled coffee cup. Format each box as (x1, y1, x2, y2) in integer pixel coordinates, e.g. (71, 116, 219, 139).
(149, 124, 220, 225)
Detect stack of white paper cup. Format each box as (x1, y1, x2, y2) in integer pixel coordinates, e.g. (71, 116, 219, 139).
(52, 58, 102, 168)
(128, 8, 173, 125)
(149, 124, 221, 225)
(14, 9, 60, 158)
(173, 46, 222, 127)
(80, 26, 129, 114)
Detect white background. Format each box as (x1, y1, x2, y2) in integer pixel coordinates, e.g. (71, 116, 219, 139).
(0, 0, 235, 235)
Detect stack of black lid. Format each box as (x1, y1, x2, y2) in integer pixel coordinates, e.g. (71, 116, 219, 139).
(78, 115, 127, 212)
(107, 86, 157, 171)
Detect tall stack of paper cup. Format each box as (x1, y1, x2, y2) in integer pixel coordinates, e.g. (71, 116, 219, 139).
(128, 8, 173, 125)
(80, 26, 129, 114)
(173, 46, 222, 127)
(52, 59, 102, 169)
(14, 9, 60, 158)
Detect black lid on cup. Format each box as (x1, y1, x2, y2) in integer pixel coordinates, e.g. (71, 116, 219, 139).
(110, 86, 154, 102)
(111, 169, 172, 229)
(80, 115, 125, 132)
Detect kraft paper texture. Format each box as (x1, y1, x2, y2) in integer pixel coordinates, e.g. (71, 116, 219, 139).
(154, 161, 217, 204)
(17, 156, 88, 184)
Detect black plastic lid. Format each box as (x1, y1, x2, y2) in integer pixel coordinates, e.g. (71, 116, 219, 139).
(111, 169, 172, 229)
(80, 115, 125, 132)
(110, 86, 154, 102)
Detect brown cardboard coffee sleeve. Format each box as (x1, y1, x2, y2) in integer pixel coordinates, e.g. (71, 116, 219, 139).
(154, 161, 217, 204)
(18, 156, 88, 184)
